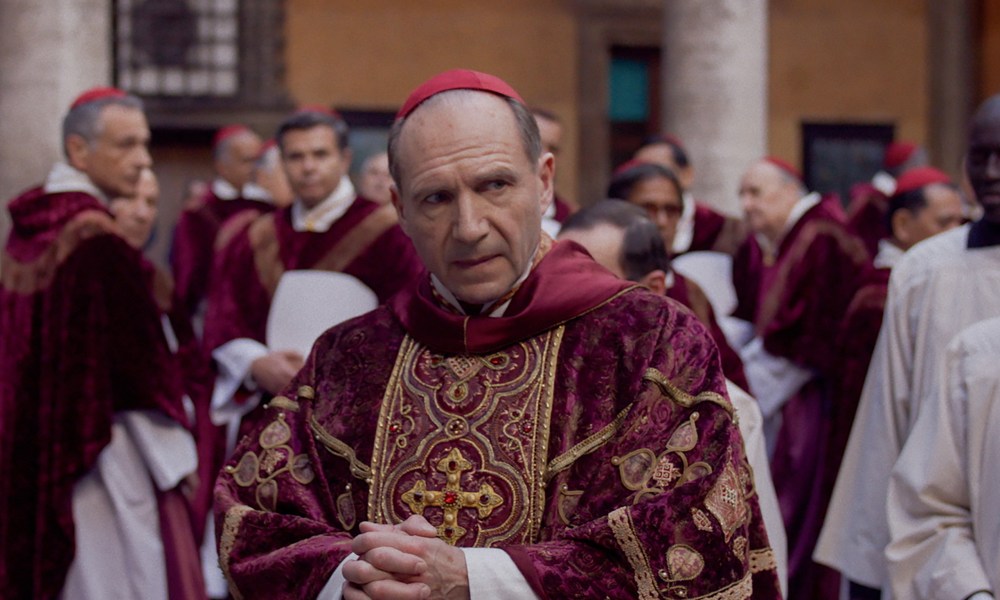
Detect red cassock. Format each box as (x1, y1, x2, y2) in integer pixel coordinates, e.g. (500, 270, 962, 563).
(214, 241, 782, 599)
(845, 182, 890, 260)
(0, 188, 193, 599)
(202, 198, 423, 354)
(731, 197, 872, 600)
(171, 188, 275, 318)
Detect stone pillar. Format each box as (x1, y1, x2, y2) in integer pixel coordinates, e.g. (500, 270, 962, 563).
(661, 0, 768, 215)
(0, 0, 112, 242)
(927, 0, 974, 175)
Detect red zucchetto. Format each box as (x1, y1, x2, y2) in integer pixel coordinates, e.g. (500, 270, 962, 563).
(764, 156, 803, 184)
(396, 69, 525, 120)
(892, 166, 952, 196)
(70, 87, 127, 110)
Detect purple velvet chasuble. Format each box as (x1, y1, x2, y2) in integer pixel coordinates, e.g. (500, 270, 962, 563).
(1, 188, 189, 599)
(214, 241, 781, 599)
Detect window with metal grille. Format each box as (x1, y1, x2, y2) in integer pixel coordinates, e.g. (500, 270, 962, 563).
(113, 0, 288, 118)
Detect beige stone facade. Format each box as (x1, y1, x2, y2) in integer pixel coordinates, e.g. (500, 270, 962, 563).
(0, 0, 994, 257)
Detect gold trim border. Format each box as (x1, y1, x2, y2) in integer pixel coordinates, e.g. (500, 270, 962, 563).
(218, 504, 253, 600)
(643, 368, 733, 415)
(546, 402, 633, 481)
(608, 506, 658, 600)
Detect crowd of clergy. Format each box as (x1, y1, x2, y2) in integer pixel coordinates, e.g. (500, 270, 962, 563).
(3, 72, 1000, 600)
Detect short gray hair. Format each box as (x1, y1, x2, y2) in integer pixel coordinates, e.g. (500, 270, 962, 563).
(387, 90, 542, 190)
(62, 94, 144, 158)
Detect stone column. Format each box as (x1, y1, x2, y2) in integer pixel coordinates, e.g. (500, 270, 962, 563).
(661, 0, 768, 215)
(0, 0, 112, 242)
(927, 0, 973, 175)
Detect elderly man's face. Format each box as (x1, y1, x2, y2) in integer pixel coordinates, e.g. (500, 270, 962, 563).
(393, 93, 554, 305)
(966, 102, 1000, 224)
(72, 104, 152, 198)
(739, 162, 799, 242)
(217, 131, 262, 190)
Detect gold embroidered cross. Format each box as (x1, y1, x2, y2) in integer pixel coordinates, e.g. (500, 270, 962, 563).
(401, 448, 504, 544)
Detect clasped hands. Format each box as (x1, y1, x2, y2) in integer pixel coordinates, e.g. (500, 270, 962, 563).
(342, 515, 470, 600)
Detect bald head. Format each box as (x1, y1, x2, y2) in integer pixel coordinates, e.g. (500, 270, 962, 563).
(215, 129, 262, 190)
(739, 160, 806, 243)
(388, 89, 542, 190)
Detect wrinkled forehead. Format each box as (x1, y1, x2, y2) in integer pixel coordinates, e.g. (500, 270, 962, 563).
(395, 91, 524, 168)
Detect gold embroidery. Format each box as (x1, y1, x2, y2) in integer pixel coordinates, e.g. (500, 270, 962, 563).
(665, 413, 700, 453)
(267, 395, 300, 412)
(546, 403, 633, 481)
(748, 548, 777, 574)
(692, 507, 713, 533)
(612, 448, 658, 491)
(652, 455, 682, 488)
(219, 505, 252, 600)
(336, 484, 356, 530)
(557, 485, 583, 526)
(608, 506, 658, 600)
(666, 544, 705, 581)
(688, 572, 752, 600)
(368, 328, 563, 547)
(704, 456, 749, 543)
(259, 413, 292, 448)
(311, 416, 373, 481)
(643, 368, 733, 415)
(732, 536, 748, 561)
(225, 412, 315, 511)
(401, 448, 505, 544)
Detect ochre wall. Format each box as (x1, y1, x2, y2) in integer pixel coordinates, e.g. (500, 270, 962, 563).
(284, 0, 580, 203)
(981, 0, 1000, 101)
(768, 0, 928, 169)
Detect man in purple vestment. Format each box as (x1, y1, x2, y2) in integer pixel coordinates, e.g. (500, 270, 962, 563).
(214, 69, 781, 600)
(731, 156, 871, 600)
(171, 124, 270, 326)
(0, 88, 194, 599)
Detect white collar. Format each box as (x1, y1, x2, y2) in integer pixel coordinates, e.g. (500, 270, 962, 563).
(672, 191, 696, 254)
(874, 238, 905, 269)
(430, 245, 538, 318)
(871, 171, 896, 196)
(290, 176, 356, 233)
(211, 178, 242, 200)
(43, 162, 108, 203)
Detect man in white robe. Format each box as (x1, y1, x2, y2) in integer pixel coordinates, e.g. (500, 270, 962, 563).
(885, 316, 1000, 600)
(815, 94, 1000, 598)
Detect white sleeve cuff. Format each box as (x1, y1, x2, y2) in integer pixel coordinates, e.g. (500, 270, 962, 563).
(740, 337, 812, 418)
(462, 548, 539, 600)
(211, 338, 269, 421)
(967, 593, 994, 600)
(317, 552, 357, 600)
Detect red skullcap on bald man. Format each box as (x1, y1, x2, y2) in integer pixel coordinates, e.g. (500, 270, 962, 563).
(70, 87, 127, 110)
(213, 124, 253, 150)
(764, 156, 803, 185)
(883, 141, 918, 170)
(396, 69, 525, 120)
(892, 166, 952, 197)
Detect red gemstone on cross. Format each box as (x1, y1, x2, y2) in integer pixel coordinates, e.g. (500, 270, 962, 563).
(444, 491, 458, 505)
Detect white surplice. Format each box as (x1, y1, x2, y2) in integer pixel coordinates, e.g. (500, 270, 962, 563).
(814, 224, 1000, 589)
(886, 317, 1000, 600)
